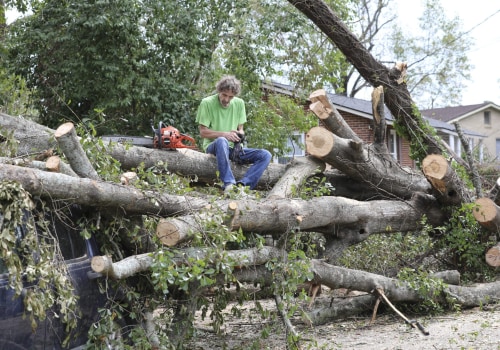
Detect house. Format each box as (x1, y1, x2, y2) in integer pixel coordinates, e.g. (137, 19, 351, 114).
(262, 81, 485, 167)
(421, 102, 500, 162)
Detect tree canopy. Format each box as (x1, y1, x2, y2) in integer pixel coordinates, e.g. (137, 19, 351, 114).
(1, 0, 472, 135)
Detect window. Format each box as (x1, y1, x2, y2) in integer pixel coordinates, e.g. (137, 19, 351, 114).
(496, 138, 500, 158)
(276, 133, 305, 164)
(484, 111, 491, 125)
(387, 129, 399, 160)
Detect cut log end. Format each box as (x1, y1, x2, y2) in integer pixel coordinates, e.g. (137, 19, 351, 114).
(45, 156, 61, 172)
(156, 219, 181, 247)
(485, 244, 500, 267)
(473, 197, 497, 222)
(91, 255, 113, 274)
(54, 122, 75, 138)
(422, 154, 448, 180)
(305, 127, 334, 158)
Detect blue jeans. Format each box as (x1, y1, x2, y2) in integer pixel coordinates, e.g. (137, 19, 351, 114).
(206, 137, 272, 190)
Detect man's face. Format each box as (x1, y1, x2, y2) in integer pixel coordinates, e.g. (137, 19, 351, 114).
(218, 90, 236, 108)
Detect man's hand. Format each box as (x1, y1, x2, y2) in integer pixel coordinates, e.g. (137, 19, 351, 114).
(225, 130, 242, 142)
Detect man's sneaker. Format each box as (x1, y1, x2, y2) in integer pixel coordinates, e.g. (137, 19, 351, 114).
(224, 184, 235, 197)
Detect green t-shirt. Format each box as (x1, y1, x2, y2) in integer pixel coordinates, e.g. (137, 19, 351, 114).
(196, 94, 247, 151)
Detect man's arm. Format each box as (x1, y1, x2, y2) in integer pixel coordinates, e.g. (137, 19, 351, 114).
(199, 125, 243, 143)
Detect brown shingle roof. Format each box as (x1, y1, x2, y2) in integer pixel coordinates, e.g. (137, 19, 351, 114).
(420, 102, 497, 122)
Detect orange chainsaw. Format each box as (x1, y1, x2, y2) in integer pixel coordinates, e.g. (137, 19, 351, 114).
(152, 121, 197, 150)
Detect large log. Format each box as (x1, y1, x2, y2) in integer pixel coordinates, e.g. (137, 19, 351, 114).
(54, 122, 100, 180)
(0, 163, 208, 216)
(104, 142, 284, 190)
(305, 126, 431, 199)
(0, 112, 56, 156)
(0, 163, 446, 239)
(156, 192, 446, 251)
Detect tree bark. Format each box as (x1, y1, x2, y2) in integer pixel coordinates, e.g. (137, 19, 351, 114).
(305, 126, 431, 199)
(104, 142, 284, 190)
(371, 86, 388, 150)
(0, 163, 446, 241)
(0, 163, 209, 216)
(91, 246, 284, 279)
(54, 122, 100, 180)
(266, 156, 325, 199)
(0, 112, 56, 156)
(308, 89, 361, 142)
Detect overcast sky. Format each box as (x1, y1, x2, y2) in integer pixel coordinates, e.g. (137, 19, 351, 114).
(394, 0, 500, 106)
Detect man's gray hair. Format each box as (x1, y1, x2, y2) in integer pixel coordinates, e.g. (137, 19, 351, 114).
(216, 75, 241, 95)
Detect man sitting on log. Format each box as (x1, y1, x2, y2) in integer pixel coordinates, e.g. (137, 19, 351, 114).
(196, 75, 272, 195)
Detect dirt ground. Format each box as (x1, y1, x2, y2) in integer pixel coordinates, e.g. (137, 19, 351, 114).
(189, 287, 500, 350)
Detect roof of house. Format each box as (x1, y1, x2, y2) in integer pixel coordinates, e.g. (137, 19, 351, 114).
(420, 102, 500, 123)
(261, 81, 485, 138)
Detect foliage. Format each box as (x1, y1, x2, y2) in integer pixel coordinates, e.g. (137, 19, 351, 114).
(397, 267, 458, 313)
(244, 94, 317, 159)
(390, 103, 444, 163)
(339, 231, 435, 276)
(432, 203, 496, 283)
(389, 0, 473, 109)
(0, 181, 78, 345)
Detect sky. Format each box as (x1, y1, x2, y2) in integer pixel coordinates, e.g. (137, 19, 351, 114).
(393, 0, 500, 106)
(6, 1, 500, 107)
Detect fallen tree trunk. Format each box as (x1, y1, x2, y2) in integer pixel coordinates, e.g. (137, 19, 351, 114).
(0, 163, 208, 216)
(91, 246, 284, 279)
(155, 193, 446, 253)
(0, 163, 446, 241)
(0, 112, 56, 156)
(91, 247, 500, 326)
(305, 126, 431, 199)
(104, 142, 284, 190)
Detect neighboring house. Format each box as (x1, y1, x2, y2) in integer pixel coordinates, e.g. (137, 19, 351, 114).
(421, 102, 500, 161)
(262, 81, 485, 167)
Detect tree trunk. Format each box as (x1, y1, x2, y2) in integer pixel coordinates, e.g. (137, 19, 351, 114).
(305, 126, 431, 199)
(104, 142, 284, 190)
(54, 122, 100, 180)
(0, 112, 56, 157)
(308, 89, 361, 142)
(287, 0, 444, 156)
(91, 246, 283, 279)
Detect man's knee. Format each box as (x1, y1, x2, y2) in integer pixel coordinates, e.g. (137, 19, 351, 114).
(215, 137, 229, 146)
(262, 149, 272, 163)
